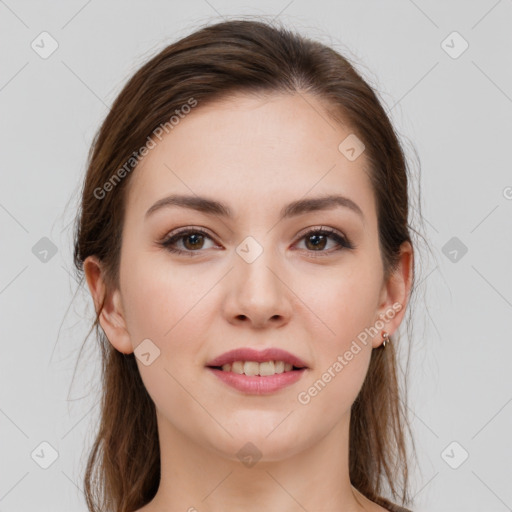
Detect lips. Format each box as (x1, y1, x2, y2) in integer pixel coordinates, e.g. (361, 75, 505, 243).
(206, 347, 309, 369)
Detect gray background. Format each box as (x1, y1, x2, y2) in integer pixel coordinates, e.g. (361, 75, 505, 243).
(1, 1, 511, 511)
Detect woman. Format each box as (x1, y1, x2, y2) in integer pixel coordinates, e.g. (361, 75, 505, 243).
(74, 18, 419, 512)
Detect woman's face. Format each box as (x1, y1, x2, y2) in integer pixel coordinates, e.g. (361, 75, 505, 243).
(91, 91, 410, 461)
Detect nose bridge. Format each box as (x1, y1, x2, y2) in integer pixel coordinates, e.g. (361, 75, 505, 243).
(226, 233, 291, 326)
(237, 234, 280, 301)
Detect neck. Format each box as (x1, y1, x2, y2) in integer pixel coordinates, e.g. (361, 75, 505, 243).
(145, 410, 371, 512)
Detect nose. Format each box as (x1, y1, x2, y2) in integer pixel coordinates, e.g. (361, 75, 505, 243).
(222, 245, 293, 329)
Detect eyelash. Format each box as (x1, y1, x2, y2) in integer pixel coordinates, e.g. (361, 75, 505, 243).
(158, 226, 355, 258)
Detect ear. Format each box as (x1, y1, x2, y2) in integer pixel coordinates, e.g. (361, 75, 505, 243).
(83, 255, 133, 354)
(373, 241, 414, 348)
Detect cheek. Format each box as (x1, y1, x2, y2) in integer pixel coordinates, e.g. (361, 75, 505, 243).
(120, 252, 217, 412)
(120, 251, 207, 345)
(298, 278, 376, 413)
(296, 262, 380, 408)
(312, 262, 382, 347)
(121, 257, 212, 420)
(329, 285, 380, 343)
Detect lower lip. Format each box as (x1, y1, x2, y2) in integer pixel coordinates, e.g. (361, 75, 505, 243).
(207, 367, 307, 394)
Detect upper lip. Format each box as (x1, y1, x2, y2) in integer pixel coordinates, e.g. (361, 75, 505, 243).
(206, 347, 309, 368)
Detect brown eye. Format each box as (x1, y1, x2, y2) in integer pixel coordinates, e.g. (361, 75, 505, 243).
(304, 233, 328, 251)
(182, 233, 206, 250)
(160, 228, 217, 256)
(296, 228, 354, 256)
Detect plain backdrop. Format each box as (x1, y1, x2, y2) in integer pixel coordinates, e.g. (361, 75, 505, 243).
(1, 1, 511, 511)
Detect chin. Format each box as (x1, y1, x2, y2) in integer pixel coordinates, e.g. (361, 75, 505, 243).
(204, 422, 312, 464)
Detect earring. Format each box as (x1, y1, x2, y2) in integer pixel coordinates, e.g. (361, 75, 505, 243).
(381, 331, 389, 348)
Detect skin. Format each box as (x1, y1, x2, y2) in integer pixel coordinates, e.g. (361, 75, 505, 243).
(84, 91, 413, 512)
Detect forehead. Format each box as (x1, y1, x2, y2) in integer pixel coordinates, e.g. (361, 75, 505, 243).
(125, 92, 376, 224)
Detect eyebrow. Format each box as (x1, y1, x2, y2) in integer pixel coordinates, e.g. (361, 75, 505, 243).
(145, 193, 364, 221)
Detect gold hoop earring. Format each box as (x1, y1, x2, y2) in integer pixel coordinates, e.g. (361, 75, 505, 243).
(381, 331, 389, 348)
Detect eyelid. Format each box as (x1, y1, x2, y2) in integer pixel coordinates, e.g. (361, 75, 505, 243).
(295, 225, 341, 239)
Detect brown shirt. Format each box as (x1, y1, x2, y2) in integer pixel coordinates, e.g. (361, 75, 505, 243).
(373, 496, 413, 512)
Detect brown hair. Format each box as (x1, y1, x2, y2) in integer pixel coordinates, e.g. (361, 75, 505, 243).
(73, 17, 423, 512)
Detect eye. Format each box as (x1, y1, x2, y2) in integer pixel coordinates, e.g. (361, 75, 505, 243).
(294, 226, 354, 256)
(159, 228, 218, 256)
(158, 226, 354, 257)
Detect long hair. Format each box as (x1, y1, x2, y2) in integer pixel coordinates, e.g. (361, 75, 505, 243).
(73, 18, 422, 512)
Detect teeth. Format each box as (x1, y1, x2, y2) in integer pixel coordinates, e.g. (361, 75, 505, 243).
(259, 361, 275, 376)
(244, 361, 259, 376)
(231, 361, 243, 374)
(219, 360, 299, 376)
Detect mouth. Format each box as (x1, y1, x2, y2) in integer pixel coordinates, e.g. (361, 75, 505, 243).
(205, 347, 309, 373)
(207, 360, 306, 376)
(205, 347, 309, 394)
